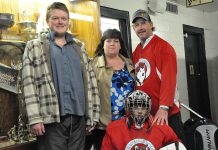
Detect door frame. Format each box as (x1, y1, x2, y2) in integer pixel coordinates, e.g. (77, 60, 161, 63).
(183, 24, 211, 118)
(100, 6, 132, 56)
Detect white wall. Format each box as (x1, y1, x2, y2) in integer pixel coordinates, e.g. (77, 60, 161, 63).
(206, 11, 218, 124)
(100, 0, 218, 123)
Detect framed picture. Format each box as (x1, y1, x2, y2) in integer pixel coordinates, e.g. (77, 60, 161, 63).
(0, 41, 24, 94)
(186, 0, 213, 7)
(0, 64, 19, 94)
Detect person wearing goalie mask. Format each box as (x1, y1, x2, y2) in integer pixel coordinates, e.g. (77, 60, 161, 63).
(101, 90, 186, 150)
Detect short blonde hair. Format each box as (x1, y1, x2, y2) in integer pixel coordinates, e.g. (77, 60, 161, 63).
(46, 2, 69, 22)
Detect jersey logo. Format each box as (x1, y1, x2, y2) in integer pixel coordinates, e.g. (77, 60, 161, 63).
(135, 58, 151, 86)
(125, 138, 155, 150)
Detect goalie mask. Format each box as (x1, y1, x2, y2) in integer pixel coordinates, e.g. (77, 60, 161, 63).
(125, 90, 151, 129)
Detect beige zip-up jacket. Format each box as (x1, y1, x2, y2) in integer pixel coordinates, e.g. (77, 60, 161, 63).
(92, 55, 135, 129)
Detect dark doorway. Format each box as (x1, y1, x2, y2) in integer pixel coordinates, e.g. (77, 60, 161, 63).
(100, 6, 132, 56)
(183, 24, 211, 119)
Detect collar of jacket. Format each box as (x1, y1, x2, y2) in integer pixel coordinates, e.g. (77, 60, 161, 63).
(96, 54, 133, 68)
(38, 29, 85, 80)
(47, 29, 74, 43)
(94, 54, 135, 79)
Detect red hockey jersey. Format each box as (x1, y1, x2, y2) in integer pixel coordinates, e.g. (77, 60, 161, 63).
(132, 35, 180, 116)
(102, 118, 180, 150)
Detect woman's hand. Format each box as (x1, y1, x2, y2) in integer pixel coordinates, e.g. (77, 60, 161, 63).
(86, 122, 97, 135)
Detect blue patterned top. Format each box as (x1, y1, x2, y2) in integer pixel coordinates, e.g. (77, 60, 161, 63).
(111, 65, 135, 121)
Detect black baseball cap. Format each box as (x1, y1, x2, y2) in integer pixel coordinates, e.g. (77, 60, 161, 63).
(132, 9, 151, 23)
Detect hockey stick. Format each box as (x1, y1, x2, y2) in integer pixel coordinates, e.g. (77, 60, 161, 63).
(180, 102, 205, 120)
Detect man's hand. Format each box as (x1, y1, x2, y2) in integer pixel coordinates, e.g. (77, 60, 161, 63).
(153, 108, 168, 125)
(30, 123, 45, 136)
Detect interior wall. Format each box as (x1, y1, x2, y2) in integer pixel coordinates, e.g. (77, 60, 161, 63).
(100, 0, 218, 123)
(205, 11, 218, 124)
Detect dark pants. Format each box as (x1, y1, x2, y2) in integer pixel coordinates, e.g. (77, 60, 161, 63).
(169, 112, 187, 146)
(85, 129, 106, 150)
(37, 115, 85, 150)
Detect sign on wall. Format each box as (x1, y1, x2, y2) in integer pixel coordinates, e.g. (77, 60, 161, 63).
(186, 0, 213, 7)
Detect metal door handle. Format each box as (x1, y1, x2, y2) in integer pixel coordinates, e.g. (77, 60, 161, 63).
(189, 65, 194, 75)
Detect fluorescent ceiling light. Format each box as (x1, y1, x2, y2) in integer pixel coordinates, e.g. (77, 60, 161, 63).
(69, 13, 93, 22)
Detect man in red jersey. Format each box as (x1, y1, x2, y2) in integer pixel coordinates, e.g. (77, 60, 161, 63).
(101, 90, 186, 150)
(132, 9, 186, 144)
